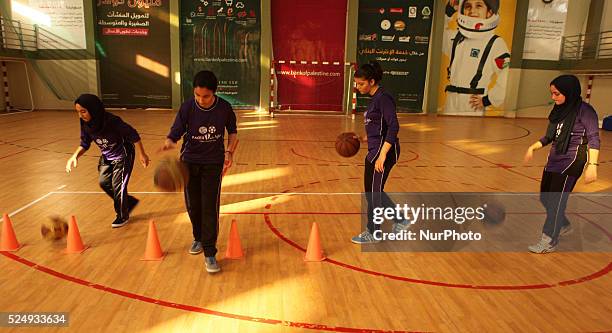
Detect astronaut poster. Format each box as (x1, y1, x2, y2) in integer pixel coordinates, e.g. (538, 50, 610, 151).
(438, 0, 517, 117)
(357, 0, 434, 113)
(180, 0, 261, 108)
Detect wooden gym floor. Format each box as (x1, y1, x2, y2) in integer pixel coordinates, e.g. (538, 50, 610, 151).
(0, 109, 610, 332)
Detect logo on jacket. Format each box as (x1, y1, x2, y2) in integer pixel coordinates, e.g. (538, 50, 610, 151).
(556, 122, 563, 138)
(194, 125, 221, 142)
(95, 138, 110, 149)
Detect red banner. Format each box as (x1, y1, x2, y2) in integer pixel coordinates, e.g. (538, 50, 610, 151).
(271, 0, 347, 111)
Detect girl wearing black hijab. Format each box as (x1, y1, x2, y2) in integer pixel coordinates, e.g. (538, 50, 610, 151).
(66, 94, 150, 228)
(524, 75, 600, 253)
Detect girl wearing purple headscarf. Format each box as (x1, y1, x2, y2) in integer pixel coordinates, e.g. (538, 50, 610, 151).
(524, 75, 600, 253)
(66, 94, 150, 228)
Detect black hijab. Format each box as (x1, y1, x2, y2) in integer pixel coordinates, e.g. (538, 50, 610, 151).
(545, 75, 583, 154)
(75, 94, 106, 134)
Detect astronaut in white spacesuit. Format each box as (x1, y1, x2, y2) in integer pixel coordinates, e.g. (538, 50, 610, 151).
(442, 0, 511, 116)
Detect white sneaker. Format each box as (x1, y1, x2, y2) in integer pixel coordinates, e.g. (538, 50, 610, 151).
(528, 234, 556, 254)
(392, 220, 410, 233)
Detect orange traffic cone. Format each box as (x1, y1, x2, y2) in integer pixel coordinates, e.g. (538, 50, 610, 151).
(65, 215, 88, 254)
(225, 219, 244, 259)
(1, 213, 21, 252)
(141, 220, 164, 261)
(304, 222, 325, 262)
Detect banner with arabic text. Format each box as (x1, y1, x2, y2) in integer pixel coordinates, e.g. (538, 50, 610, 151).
(180, 0, 261, 108)
(523, 0, 568, 61)
(11, 0, 87, 49)
(95, 0, 172, 108)
(357, 0, 433, 112)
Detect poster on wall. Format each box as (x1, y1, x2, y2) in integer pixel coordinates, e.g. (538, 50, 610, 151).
(180, 0, 260, 108)
(357, 0, 434, 113)
(271, 0, 347, 112)
(438, 0, 516, 117)
(95, 0, 172, 108)
(11, 0, 86, 49)
(523, 0, 568, 60)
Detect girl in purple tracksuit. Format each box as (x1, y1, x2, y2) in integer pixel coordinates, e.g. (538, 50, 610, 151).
(524, 75, 600, 253)
(66, 94, 150, 228)
(351, 61, 404, 244)
(160, 70, 238, 274)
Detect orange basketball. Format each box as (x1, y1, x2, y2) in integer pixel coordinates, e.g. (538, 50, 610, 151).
(41, 216, 69, 241)
(154, 156, 189, 192)
(335, 132, 360, 158)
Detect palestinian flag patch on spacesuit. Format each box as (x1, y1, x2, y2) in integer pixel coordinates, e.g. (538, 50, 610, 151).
(495, 53, 511, 69)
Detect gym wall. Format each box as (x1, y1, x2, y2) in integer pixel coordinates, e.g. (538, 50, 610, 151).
(514, 0, 593, 118)
(1, 0, 608, 118)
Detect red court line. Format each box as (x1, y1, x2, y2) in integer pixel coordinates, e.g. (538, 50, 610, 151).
(0, 252, 423, 333)
(440, 143, 541, 182)
(138, 122, 530, 145)
(291, 147, 420, 165)
(576, 214, 612, 241)
(1, 197, 609, 330)
(582, 196, 612, 211)
(263, 214, 612, 290)
(474, 124, 531, 143)
(291, 147, 345, 163)
(261, 175, 611, 290)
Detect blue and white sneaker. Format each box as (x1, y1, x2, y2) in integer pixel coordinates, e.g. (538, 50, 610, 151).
(204, 256, 221, 273)
(392, 219, 411, 233)
(189, 241, 203, 255)
(351, 231, 380, 244)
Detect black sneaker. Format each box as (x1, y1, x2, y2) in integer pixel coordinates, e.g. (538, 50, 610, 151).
(111, 217, 129, 228)
(189, 241, 203, 255)
(128, 197, 140, 214)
